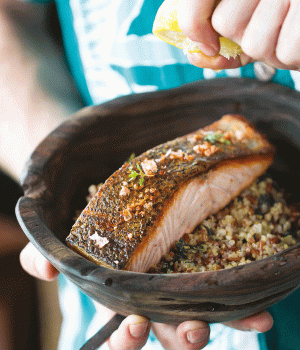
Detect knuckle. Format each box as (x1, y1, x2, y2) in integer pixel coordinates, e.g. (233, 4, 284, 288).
(212, 14, 233, 39)
(240, 37, 265, 61)
(212, 9, 239, 41)
(276, 46, 298, 66)
(178, 16, 204, 42)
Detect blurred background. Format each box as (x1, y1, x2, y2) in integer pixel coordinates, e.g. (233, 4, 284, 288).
(0, 1, 83, 348)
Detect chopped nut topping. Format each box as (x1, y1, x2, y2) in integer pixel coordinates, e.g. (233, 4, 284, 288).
(169, 150, 185, 160)
(119, 185, 130, 197)
(127, 199, 146, 212)
(122, 209, 132, 221)
(223, 132, 233, 142)
(155, 149, 170, 163)
(193, 141, 219, 157)
(86, 183, 102, 202)
(165, 149, 172, 157)
(141, 158, 158, 176)
(144, 202, 153, 210)
(185, 154, 196, 161)
(163, 149, 196, 162)
(89, 232, 109, 248)
(88, 184, 98, 196)
(127, 233, 133, 239)
(235, 129, 245, 140)
(187, 133, 203, 143)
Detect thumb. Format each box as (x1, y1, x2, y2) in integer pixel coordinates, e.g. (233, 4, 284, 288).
(177, 0, 220, 56)
(19, 242, 59, 281)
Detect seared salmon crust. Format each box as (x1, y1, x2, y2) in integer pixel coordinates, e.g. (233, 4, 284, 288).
(66, 115, 274, 272)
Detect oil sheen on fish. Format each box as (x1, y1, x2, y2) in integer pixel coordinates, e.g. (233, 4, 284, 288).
(66, 115, 275, 272)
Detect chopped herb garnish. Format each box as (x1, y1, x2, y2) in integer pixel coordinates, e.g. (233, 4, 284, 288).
(128, 170, 139, 181)
(136, 164, 143, 172)
(204, 132, 231, 145)
(129, 163, 145, 186)
(139, 177, 145, 186)
(127, 153, 136, 162)
(203, 132, 219, 144)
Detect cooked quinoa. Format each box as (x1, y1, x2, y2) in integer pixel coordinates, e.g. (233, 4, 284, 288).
(148, 177, 300, 274)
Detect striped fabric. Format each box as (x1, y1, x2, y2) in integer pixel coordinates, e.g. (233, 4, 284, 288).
(54, 0, 300, 107)
(29, 0, 300, 349)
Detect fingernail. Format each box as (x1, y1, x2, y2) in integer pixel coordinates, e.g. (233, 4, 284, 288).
(196, 43, 219, 57)
(243, 328, 263, 333)
(251, 329, 263, 333)
(187, 328, 209, 344)
(129, 322, 148, 338)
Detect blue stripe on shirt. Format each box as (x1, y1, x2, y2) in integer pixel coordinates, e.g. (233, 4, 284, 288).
(111, 64, 205, 91)
(55, 0, 93, 105)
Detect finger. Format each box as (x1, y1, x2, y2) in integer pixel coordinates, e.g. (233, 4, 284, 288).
(108, 315, 150, 350)
(239, 0, 291, 69)
(177, 321, 210, 349)
(151, 323, 177, 349)
(186, 50, 243, 69)
(177, 0, 220, 57)
(212, 0, 260, 45)
(276, 0, 300, 68)
(152, 320, 210, 350)
(239, 52, 255, 67)
(223, 311, 274, 333)
(19, 242, 59, 281)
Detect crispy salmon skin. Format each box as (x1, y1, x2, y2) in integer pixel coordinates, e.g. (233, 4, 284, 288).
(66, 115, 274, 272)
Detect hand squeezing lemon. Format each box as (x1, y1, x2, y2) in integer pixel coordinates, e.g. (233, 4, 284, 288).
(152, 0, 242, 59)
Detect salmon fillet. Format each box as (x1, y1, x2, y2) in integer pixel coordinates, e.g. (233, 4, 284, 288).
(66, 115, 274, 272)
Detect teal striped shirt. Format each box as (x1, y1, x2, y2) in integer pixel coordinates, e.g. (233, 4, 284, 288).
(30, 1, 300, 349)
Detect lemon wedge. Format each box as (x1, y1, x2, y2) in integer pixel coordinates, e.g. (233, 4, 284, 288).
(152, 0, 242, 59)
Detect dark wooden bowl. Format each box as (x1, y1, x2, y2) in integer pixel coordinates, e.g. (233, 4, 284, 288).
(17, 78, 300, 327)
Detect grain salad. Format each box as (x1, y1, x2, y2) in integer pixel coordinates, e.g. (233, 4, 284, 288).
(148, 177, 300, 274)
